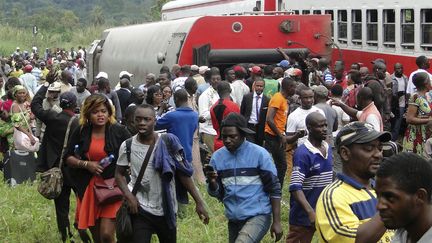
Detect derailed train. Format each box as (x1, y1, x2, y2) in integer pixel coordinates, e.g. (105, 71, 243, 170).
(88, 1, 331, 86)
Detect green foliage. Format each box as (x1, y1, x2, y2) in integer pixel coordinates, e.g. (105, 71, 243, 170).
(0, 24, 108, 56)
(0, 0, 170, 55)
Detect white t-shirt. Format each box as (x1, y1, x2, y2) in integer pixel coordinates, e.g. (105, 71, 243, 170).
(230, 79, 250, 106)
(406, 69, 432, 95)
(327, 99, 350, 137)
(286, 106, 325, 145)
(116, 134, 177, 216)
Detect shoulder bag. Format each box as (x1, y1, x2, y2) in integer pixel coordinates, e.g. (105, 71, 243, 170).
(116, 136, 156, 242)
(13, 104, 39, 152)
(37, 116, 76, 199)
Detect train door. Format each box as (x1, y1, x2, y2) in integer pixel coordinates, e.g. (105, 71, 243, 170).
(164, 32, 187, 67)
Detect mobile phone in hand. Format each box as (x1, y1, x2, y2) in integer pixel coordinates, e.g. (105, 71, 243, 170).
(204, 164, 214, 173)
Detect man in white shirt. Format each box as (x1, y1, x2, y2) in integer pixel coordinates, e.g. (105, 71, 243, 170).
(391, 63, 408, 140)
(406, 55, 432, 95)
(172, 65, 191, 92)
(198, 68, 221, 153)
(286, 87, 325, 146)
(230, 66, 250, 106)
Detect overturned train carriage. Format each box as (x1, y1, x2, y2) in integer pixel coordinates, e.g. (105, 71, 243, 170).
(88, 14, 331, 87)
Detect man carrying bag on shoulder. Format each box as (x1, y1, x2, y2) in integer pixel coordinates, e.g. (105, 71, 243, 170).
(31, 70, 90, 243)
(115, 104, 210, 243)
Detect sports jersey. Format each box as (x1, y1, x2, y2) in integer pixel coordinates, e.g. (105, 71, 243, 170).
(315, 173, 393, 243)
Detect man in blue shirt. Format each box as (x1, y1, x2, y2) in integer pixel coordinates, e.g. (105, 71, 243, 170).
(288, 112, 333, 243)
(156, 89, 198, 163)
(206, 113, 283, 242)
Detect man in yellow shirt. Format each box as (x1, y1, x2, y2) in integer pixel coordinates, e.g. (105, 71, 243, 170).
(315, 122, 393, 243)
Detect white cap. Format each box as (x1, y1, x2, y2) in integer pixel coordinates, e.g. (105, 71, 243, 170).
(95, 71, 108, 79)
(47, 82, 62, 92)
(119, 71, 133, 79)
(199, 66, 209, 75)
(191, 65, 199, 71)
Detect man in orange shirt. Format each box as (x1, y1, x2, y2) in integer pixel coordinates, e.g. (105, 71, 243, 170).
(264, 77, 297, 187)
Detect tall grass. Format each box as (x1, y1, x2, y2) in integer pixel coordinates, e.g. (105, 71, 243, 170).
(0, 25, 109, 57)
(0, 171, 318, 242)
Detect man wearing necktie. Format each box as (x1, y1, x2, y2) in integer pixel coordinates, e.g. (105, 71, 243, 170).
(240, 78, 269, 146)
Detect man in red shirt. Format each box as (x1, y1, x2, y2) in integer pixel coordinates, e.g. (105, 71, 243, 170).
(210, 81, 240, 151)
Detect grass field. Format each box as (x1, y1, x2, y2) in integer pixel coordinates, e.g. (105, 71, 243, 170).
(0, 25, 108, 57)
(0, 171, 319, 243)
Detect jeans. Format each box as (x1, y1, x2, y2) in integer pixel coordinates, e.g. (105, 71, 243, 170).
(228, 214, 272, 243)
(391, 107, 406, 141)
(264, 133, 287, 187)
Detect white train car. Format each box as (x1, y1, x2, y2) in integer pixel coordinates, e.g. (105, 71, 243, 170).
(282, 0, 432, 72)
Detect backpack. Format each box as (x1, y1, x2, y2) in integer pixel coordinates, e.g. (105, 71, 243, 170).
(344, 85, 360, 108)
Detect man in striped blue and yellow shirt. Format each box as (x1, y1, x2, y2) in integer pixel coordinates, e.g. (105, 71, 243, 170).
(315, 122, 394, 243)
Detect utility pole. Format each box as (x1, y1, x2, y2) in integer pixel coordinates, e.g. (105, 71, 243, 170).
(32, 25, 38, 48)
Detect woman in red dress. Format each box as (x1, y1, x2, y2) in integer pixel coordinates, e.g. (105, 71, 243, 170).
(65, 94, 131, 243)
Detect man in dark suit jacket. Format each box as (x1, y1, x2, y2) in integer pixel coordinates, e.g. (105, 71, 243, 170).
(31, 73, 90, 243)
(116, 78, 132, 116)
(240, 78, 269, 146)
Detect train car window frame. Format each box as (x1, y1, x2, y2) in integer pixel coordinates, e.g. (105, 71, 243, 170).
(401, 9, 415, 49)
(383, 9, 396, 47)
(367, 9, 378, 46)
(325, 10, 334, 39)
(338, 10, 348, 43)
(421, 9, 432, 50)
(352, 9, 362, 45)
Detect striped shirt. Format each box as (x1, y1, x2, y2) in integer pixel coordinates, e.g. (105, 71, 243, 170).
(323, 68, 333, 85)
(289, 139, 333, 226)
(315, 173, 394, 243)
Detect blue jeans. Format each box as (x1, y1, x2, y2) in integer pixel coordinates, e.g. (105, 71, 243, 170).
(392, 107, 406, 141)
(228, 214, 272, 243)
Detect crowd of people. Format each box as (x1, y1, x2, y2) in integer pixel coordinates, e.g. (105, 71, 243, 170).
(1, 45, 432, 243)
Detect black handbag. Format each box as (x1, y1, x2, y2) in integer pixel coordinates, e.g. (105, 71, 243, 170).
(116, 137, 156, 241)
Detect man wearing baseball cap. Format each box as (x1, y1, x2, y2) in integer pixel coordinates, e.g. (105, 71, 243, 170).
(206, 113, 283, 242)
(315, 122, 394, 243)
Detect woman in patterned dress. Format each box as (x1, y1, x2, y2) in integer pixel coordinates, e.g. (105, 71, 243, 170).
(403, 72, 432, 155)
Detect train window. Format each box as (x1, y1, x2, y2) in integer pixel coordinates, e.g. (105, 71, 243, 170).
(325, 10, 334, 38)
(293, 10, 300, 14)
(367, 10, 378, 46)
(303, 10, 310, 15)
(383, 9, 396, 47)
(338, 10, 348, 43)
(313, 10, 321, 15)
(352, 10, 362, 44)
(401, 9, 414, 49)
(421, 9, 432, 49)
